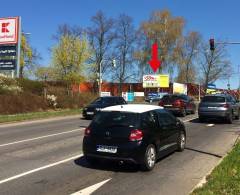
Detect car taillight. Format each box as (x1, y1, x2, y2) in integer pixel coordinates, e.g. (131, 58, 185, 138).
(223, 104, 230, 108)
(174, 100, 182, 107)
(159, 100, 164, 106)
(84, 127, 91, 136)
(129, 129, 143, 141)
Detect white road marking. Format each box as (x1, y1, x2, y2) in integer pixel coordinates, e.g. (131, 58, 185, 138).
(71, 178, 112, 195)
(0, 153, 83, 185)
(207, 124, 215, 127)
(0, 128, 84, 147)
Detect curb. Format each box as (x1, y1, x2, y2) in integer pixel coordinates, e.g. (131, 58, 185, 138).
(189, 135, 240, 194)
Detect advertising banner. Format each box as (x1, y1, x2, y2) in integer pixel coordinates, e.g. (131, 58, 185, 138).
(0, 17, 19, 45)
(0, 45, 17, 56)
(173, 83, 187, 95)
(0, 59, 16, 70)
(143, 74, 169, 88)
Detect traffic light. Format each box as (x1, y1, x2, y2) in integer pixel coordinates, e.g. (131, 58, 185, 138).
(209, 38, 215, 51)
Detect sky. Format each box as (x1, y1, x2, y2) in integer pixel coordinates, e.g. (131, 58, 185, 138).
(1, 0, 240, 89)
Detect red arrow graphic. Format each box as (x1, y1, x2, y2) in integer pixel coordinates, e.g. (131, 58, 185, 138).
(148, 42, 161, 73)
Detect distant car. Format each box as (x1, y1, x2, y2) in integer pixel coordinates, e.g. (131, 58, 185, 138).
(158, 94, 196, 117)
(83, 104, 186, 171)
(198, 94, 240, 123)
(145, 92, 168, 103)
(82, 96, 127, 119)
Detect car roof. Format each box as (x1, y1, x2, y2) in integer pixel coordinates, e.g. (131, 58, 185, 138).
(101, 104, 163, 113)
(100, 96, 122, 99)
(204, 94, 228, 97)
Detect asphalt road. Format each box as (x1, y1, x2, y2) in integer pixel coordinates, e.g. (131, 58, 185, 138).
(0, 114, 239, 195)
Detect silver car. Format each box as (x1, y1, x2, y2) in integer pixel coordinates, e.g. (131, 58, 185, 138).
(198, 94, 240, 123)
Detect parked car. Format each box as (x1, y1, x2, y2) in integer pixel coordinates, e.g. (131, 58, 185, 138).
(145, 92, 168, 103)
(198, 94, 240, 123)
(158, 94, 196, 117)
(82, 96, 127, 119)
(83, 104, 186, 171)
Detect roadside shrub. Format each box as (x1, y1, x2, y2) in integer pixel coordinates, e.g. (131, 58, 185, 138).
(0, 93, 48, 114)
(0, 76, 22, 95)
(17, 78, 45, 95)
(56, 92, 97, 109)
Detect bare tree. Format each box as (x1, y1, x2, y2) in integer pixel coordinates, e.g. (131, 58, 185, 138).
(140, 10, 185, 75)
(87, 11, 116, 93)
(175, 31, 201, 83)
(52, 24, 83, 40)
(113, 14, 137, 94)
(199, 42, 232, 93)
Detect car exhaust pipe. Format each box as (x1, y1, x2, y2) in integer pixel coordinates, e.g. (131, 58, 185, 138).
(119, 161, 124, 165)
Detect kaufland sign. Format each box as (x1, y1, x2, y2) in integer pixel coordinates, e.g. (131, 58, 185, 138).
(0, 17, 19, 45)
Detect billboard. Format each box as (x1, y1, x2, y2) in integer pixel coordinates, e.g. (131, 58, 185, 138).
(173, 83, 187, 95)
(0, 17, 19, 45)
(143, 74, 169, 88)
(0, 59, 16, 70)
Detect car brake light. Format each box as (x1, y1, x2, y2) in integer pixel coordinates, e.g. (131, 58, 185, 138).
(159, 101, 164, 106)
(84, 127, 91, 136)
(223, 104, 229, 108)
(174, 100, 182, 107)
(129, 129, 143, 141)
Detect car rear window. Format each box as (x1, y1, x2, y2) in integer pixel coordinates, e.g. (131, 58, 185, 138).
(202, 96, 226, 103)
(91, 111, 138, 128)
(162, 95, 184, 101)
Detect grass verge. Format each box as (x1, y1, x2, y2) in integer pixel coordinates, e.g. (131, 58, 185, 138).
(0, 109, 82, 124)
(192, 140, 240, 195)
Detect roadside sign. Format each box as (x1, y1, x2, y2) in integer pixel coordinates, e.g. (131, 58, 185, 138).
(143, 74, 169, 88)
(0, 45, 16, 56)
(0, 59, 16, 70)
(0, 17, 19, 45)
(173, 83, 187, 95)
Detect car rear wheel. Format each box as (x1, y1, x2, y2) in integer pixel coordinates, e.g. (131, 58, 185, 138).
(177, 131, 186, 152)
(141, 144, 156, 171)
(235, 110, 240, 120)
(199, 116, 205, 122)
(226, 112, 233, 124)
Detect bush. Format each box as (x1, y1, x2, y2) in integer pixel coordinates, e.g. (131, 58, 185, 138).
(56, 92, 97, 109)
(0, 93, 48, 114)
(17, 79, 45, 95)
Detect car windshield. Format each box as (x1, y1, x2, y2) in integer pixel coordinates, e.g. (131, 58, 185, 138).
(91, 111, 138, 128)
(202, 96, 226, 103)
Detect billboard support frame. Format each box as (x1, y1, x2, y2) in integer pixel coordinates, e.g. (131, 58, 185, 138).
(16, 16, 21, 78)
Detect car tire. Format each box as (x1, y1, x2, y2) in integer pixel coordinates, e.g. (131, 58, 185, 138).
(181, 108, 186, 117)
(177, 131, 186, 152)
(141, 144, 156, 171)
(235, 110, 240, 120)
(226, 112, 233, 124)
(199, 116, 205, 122)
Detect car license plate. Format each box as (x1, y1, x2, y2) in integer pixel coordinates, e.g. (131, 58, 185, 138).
(86, 112, 94, 115)
(208, 107, 217, 109)
(96, 145, 117, 153)
(164, 104, 172, 107)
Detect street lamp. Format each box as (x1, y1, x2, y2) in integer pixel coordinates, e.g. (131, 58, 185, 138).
(98, 59, 117, 97)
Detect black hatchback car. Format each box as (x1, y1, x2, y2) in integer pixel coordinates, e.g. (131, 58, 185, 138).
(83, 104, 186, 171)
(82, 96, 127, 119)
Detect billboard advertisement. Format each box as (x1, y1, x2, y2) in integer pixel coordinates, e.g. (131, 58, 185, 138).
(143, 74, 169, 88)
(173, 83, 187, 95)
(0, 17, 19, 45)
